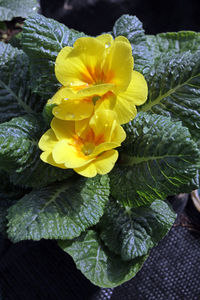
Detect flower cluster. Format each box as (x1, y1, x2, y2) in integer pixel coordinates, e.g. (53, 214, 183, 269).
(39, 34, 148, 177)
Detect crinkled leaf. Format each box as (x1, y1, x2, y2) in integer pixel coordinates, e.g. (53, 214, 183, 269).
(9, 160, 74, 189)
(0, 114, 44, 172)
(110, 113, 200, 208)
(146, 31, 200, 59)
(7, 175, 110, 242)
(0, 114, 73, 187)
(139, 51, 200, 141)
(0, 0, 39, 21)
(59, 230, 147, 288)
(99, 199, 176, 261)
(0, 42, 45, 123)
(21, 14, 86, 98)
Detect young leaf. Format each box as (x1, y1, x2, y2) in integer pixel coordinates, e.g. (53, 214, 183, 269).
(0, 0, 39, 21)
(21, 14, 86, 98)
(139, 51, 200, 141)
(59, 230, 147, 288)
(7, 175, 110, 242)
(0, 114, 73, 187)
(99, 199, 176, 261)
(0, 42, 45, 123)
(110, 113, 200, 208)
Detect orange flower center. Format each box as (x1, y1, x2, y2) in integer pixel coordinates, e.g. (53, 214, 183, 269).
(81, 142, 95, 156)
(72, 128, 105, 157)
(80, 65, 114, 85)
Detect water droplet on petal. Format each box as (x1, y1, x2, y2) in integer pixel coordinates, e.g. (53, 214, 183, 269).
(64, 98, 69, 101)
(54, 111, 59, 115)
(105, 43, 111, 48)
(67, 113, 75, 118)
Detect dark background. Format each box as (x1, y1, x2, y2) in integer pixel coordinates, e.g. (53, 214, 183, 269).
(1, 0, 200, 299)
(40, 0, 200, 35)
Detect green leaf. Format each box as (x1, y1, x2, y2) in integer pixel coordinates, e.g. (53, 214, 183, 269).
(7, 175, 110, 242)
(0, 42, 46, 123)
(21, 14, 86, 98)
(146, 31, 200, 58)
(110, 113, 200, 207)
(99, 199, 176, 261)
(0, 114, 44, 172)
(139, 51, 200, 140)
(9, 160, 74, 189)
(59, 230, 147, 288)
(0, 0, 39, 21)
(0, 114, 73, 187)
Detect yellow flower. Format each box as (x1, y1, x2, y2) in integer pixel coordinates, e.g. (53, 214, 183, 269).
(51, 34, 148, 124)
(39, 110, 126, 177)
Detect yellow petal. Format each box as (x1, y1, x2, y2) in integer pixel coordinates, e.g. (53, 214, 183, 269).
(55, 37, 105, 87)
(92, 142, 120, 156)
(52, 140, 94, 167)
(94, 150, 118, 174)
(51, 117, 75, 140)
(55, 46, 82, 86)
(74, 162, 97, 178)
(52, 98, 93, 120)
(103, 41, 133, 93)
(38, 129, 58, 152)
(59, 83, 115, 100)
(121, 70, 148, 106)
(40, 151, 66, 169)
(48, 87, 65, 105)
(96, 34, 113, 46)
(115, 36, 130, 44)
(75, 118, 90, 139)
(89, 109, 116, 140)
(103, 70, 147, 124)
(90, 110, 126, 143)
(75, 83, 115, 98)
(109, 92, 138, 125)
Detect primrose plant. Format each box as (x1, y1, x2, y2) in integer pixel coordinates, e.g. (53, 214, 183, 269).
(0, 13, 200, 288)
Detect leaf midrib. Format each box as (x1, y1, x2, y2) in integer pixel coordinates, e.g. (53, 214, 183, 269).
(140, 73, 200, 112)
(0, 78, 34, 114)
(15, 183, 72, 240)
(121, 153, 191, 166)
